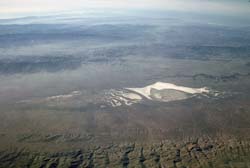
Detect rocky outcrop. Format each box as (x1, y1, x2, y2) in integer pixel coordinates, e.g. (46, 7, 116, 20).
(1, 137, 250, 168)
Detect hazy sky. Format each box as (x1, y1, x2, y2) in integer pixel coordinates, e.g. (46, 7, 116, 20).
(0, 0, 250, 18)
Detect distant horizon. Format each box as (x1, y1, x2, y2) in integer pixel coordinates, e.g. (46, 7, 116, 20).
(1, 8, 250, 27)
(1, 0, 250, 19)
